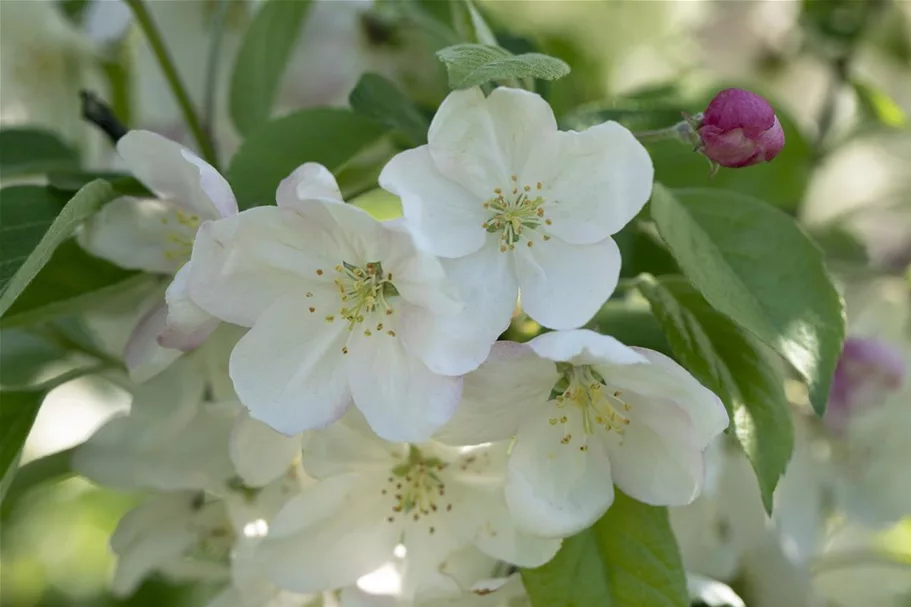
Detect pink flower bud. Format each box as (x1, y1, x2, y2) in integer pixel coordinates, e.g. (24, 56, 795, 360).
(825, 337, 906, 434)
(697, 88, 785, 168)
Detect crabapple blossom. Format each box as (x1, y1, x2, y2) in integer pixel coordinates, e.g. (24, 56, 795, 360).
(78, 130, 238, 379)
(188, 162, 491, 442)
(252, 417, 560, 595)
(437, 330, 729, 538)
(380, 87, 653, 341)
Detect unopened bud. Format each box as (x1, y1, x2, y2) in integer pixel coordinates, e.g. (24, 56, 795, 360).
(825, 337, 906, 434)
(696, 88, 785, 168)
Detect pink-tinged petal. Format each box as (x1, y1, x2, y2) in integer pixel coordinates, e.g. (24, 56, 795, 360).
(276, 162, 343, 208)
(229, 296, 353, 436)
(124, 300, 182, 382)
(435, 342, 557, 446)
(514, 236, 622, 330)
(526, 121, 653, 244)
(379, 146, 488, 259)
(157, 263, 219, 351)
(506, 403, 615, 537)
(528, 329, 648, 367)
(398, 242, 516, 377)
(606, 427, 705, 507)
(229, 410, 302, 487)
(428, 87, 556, 200)
(117, 130, 237, 219)
(188, 207, 337, 327)
(347, 334, 462, 443)
(257, 473, 399, 593)
(78, 197, 189, 274)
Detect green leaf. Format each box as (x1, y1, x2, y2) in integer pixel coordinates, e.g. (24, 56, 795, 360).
(1, 240, 142, 329)
(0, 391, 44, 487)
(47, 171, 152, 197)
(229, 0, 312, 136)
(650, 185, 845, 416)
(349, 73, 430, 146)
(637, 276, 794, 511)
(227, 108, 389, 208)
(851, 80, 907, 129)
(436, 43, 570, 89)
(0, 128, 79, 178)
(522, 491, 688, 607)
(0, 180, 120, 319)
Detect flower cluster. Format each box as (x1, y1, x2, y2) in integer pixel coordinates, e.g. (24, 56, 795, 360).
(77, 87, 729, 605)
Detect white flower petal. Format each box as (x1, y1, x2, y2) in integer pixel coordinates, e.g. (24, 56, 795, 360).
(301, 414, 396, 479)
(188, 208, 336, 327)
(621, 348, 729, 446)
(78, 197, 188, 274)
(158, 262, 219, 351)
(506, 404, 615, 538)
(117, 130, 237, 218)
(470, 488, 562, 568)
(379, 146, 487, 258)
(428, 87, 556, 199)
(398, 242, 518, 377)
(530, 122, 653, 245)
(607, 426, 705, 507)
(514, 236, 621, 330)
(435, 341, 557, 446)
(382, 225, 463, 317)
(110, 493, 200, 596)
(229, 296, 353, 436)
(348, 335, 462, 443)
(124, 299, 183, 382)
(230, 410, 302, 487)
(276, 162, 344, 208)
(258, 474, 398, 593)
(528, 328, 648, 366)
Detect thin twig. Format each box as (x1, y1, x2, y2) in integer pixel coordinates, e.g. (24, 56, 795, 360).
(203, 0, 231, 143)
(123, 0, 219, 168)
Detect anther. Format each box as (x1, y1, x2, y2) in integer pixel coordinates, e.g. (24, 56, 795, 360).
(342, 346, 349, 354)
(316, 269, 323, 276)
(308, 307, 315, 313)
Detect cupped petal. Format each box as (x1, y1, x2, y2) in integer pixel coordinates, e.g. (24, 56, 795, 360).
(505, 402, 615, 537)
(379, 146, 487, 259)
(348, 334, 462, 443)
(514, 236, 621, 330)
(117, 130, 237, 218)
(276, 162, 343, 208)
(470, 488, 562, 568)
(124, 299, 183, 382)
(158, 263, 219, 351)
(528, 122, 653, 244)
(528, 328, 648, 367)
(614, 348, 729, 446)
(398, 242, 516, 377)
(188, 207, 337, 327)
(257, 473, 398, 593)
(230, 410, 303, 487)
(428, 87, 556, 199)
(606, 426, 705, 507)
(78, 197, 189, 274)
(435, 341, 557, 446)
(229, 296, 353, 436)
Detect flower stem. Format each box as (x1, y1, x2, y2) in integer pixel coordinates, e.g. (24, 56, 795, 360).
(124, 0, 219, 168)
(203, 0, 231, 146)
(633, 121, 693, 144)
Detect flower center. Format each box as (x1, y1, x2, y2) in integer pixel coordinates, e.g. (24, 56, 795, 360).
(381, 446, 452, 533)
(161, 209, 201, 262)
(481, 175, 552, 252)
(328, 261, 399, 333)
(549, 364, 632, 450)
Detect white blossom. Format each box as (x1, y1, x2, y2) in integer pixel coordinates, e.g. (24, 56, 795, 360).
(438, 330, 728, 538)
(380, 87, 653, 342)
(251, 416, 560, 594)
(79, 130, 238, 379)
(188, 163, 489, 442)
